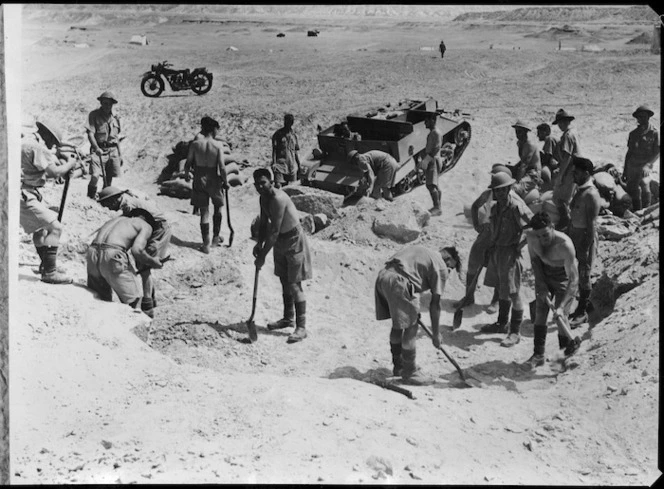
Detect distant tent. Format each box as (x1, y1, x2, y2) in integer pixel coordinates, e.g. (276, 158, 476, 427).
(130, 35, 148, 46)
(226, 45, 239, 51)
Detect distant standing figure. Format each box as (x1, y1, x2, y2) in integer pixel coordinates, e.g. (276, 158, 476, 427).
(623, 105, 659, 211)
(439, 40, 446, 59)
(87, 91, 123, 199)
(184, 116, 228, 254)
(551, 109, 581, 231)
(375, 244, 460, 385)
(253, 168, 312, 344)
(348, 149, 400, 201)
(271, 113, 301, 188)
(567, 156, 602, 328)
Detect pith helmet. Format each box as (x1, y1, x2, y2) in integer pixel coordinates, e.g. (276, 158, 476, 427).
(97, 186, 127, 202)
(35, 119, 63, 146)
(572, 156, 594, 173)
(97, 91, 118, 104)
(632, 105, 654, 118)
(511, 120, 531, 131)
(488, 172, 516, 189)
(347, 150, 360, 162)
(490, 164, 513, 177)
(552, 109, 574, 125)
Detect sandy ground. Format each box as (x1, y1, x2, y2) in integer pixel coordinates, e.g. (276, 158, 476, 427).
(8, 5, 661, 485)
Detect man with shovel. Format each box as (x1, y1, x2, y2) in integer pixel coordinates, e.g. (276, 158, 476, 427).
(480, 172, 533, 347)
(97, 186, 172, 318)
(86, 91, 123, 198)
(20, 119, 83, 284)
(524, 211, 581, 368)
(375, 245, 461, 385)
(253, 168, 312, 344)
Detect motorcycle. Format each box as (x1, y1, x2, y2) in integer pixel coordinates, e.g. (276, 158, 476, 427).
(140, 60, 213, 98)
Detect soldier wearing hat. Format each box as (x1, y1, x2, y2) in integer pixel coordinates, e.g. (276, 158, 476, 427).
(480, 171, 534, 347)
(551, 109, 582, 231)
(97, 186, 172, 317)
(20, 119, 83, 284)
(536, 123, 560, 192)
(510, 120, 542, 183)
(86, 90, 123, 199)
(271, 113, 301, 189)
(567, 156, 601, 327)
(452, 164, 513, 312)
(623, 104, 659, 211)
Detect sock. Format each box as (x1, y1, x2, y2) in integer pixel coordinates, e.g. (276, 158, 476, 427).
(390, 343, 403, 374)
(497, 299, 511, 326)
(42, 246, 59, 275)
(141, 298, 155, 318)
(283, 294, 295, 321)
(534, 324, 547, 355)
(36, 246, 47, 272)
(212, 213, 222, 238)
(200, 223, 210, 244)
(295, 301, 306, 330)
(510, 309, 524, 335)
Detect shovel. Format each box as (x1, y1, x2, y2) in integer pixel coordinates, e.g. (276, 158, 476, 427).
(418, 318, 481, 388)
(225, 188, 234, 247)
(245, 266, 259, 343)
(57, 170, 72, 222)
(543, 295, 576, 343)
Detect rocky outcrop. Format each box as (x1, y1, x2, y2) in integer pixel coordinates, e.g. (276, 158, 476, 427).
(372, 201, 430, 243)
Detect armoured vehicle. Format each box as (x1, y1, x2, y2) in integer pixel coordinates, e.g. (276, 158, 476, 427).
(300, 98, 471, 199)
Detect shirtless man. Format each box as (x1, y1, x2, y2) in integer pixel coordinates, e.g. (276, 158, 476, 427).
(253, 168, 312, 343)
(86, 216, 163, 316)
(422, 113, 444, 215)
(184, 116, 228, 253)
(524, 211, 580, 367)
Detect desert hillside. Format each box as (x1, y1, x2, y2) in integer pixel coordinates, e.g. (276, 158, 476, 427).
(8, 4, 661, 485)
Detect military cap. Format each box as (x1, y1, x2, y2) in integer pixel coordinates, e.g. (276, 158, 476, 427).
(632, 105, 654, 118)
(552, 109, 575, 125)
(511, 120, 532, 131)
(347, 150, 360, 162)
(490, 164, 513, 177)
(35, 119, 63, 146)
(572, 156, 594, 173)
(97, 91, 118, 104)
(488, 172, 516, 189)
(97, 185, 127, 202)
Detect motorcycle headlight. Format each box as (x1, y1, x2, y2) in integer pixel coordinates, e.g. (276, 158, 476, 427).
(151, 64, 156, 71)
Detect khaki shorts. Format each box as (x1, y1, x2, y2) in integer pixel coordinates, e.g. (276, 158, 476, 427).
(20, 188, 58, 235)
(86, 244, 142, 305)
(90, 147, 122, 179)
(273, 226, 312, 283)
(483, 244, 524, 300)
(191, 168, 225, 208)
(146, 222, 172, 259)
(375, 267, 420, 330)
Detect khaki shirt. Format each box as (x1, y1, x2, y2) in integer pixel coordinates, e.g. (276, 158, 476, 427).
(21, 134, 57, 188)
(557, 128, 581, 179)
(272, 127, 300, 175)
(384, 245, 448, 296)
(626, 122, 659, 167)
(87, 108, 121, 146)
(489, 191, 533, 247)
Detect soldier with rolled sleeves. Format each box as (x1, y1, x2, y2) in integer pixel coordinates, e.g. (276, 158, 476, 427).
(480, 172, 534, 347)
(551, 109, 582, 231)
(623, 104, 659, 211)
(86, 91, 123, 198)
(20, 120, 83, 284)
(567, 156, 602, 327)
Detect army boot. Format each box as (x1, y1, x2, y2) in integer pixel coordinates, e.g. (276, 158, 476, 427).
(401, 348, 434, 386)
(287, 301, 307, 343)
(501, 309, 523, 347)
(211, 213, 223, 246)
(41, 246, 72, 285)
(390, 342, 403, 377)
(268, 295, 295, 330)
(200, 223, 211, 254)
(480, 300, 510, 333)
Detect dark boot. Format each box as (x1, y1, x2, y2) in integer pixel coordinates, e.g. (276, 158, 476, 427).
(287, 301, 307, 343)
(570, 289, 590, 327)
(480, 299, 510, 333)
(501, 309, 523, 347)
(211, 213, 223, 246)
(268, 295, 295, 330)
(41, 246, 72, 284)
(529, 300, 537, 322)
(401, 348, 433, 385)
(141, 297, 155, 318)
(390, 343, 403, 377)
(533, 323, 547, 356)
(87, 184, 98, 200)
(200, 223, 211, 254)
(36, 245, 47, 275)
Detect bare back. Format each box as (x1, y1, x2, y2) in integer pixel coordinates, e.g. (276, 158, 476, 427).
(93, 216, 152, 251)
(188, 136, 224, 172)
(527, 229, 576, 268)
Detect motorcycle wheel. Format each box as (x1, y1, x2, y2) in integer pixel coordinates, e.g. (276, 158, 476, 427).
(141, 75, 164, 98)
(191, 73, 213, 95)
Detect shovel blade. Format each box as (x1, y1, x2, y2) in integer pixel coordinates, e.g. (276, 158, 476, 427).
(246, 320, 258, 343)
(452, 308, 463, 329)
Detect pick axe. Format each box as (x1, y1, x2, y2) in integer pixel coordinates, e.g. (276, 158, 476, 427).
(225, 187, 234, 247)
(543, 294, 575, 343)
